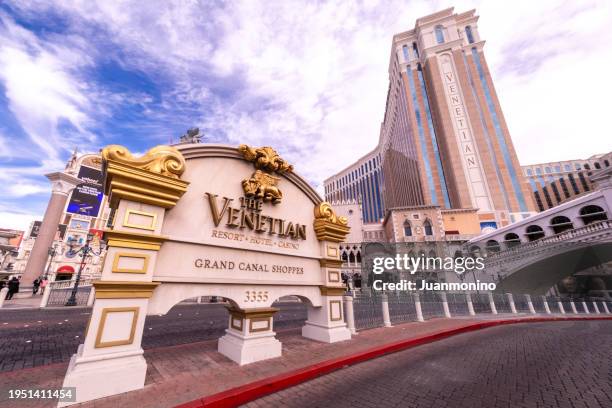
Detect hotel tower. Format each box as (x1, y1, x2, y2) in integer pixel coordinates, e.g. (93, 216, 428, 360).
(326, 8, 536, 230)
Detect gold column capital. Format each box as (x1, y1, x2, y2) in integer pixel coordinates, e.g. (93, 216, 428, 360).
(101, 144, 190, 209)
(313, 202, 350, 242)
(93, 280, 160, 299)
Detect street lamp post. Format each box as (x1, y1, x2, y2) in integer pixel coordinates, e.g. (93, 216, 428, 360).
(44, 244, 58, 280)
(65, 233, 106, 307)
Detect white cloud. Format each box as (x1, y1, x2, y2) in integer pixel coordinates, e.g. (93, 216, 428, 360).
(0, 210, 40, 232)
(1, 0, 611, 201)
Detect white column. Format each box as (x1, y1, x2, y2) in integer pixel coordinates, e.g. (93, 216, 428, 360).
(582, 301, 590, 314)
(466, 292, 475, 316)
(525, 294, 536, 314)
(414, 292, 424, 322)
(441, 292, 451, 318)
(86, 287, 95, 307)
(507, 293, 517, 314)
(343, 295, 357, 335)
(0, 287, 8, 308)
(39, 284, 52, 308)
(542, 296, 551, 314)
(488, 292, 498, 315)
(558, 300, 565, 314)
(381, 293, 392, 327)
(570, 300, 578, 314)
(593, 301, 600, 314)
(602, 302, 610, 314)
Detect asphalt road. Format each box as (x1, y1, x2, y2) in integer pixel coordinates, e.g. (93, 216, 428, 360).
(243, 320, 612, 408)
(0, 302, 307, 372)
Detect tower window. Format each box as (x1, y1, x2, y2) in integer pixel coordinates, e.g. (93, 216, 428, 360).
(435, 25, 445, 44)
(403, 220, 412, 237)
(423, 219, 433, 236)
(465, 25, 475, 44)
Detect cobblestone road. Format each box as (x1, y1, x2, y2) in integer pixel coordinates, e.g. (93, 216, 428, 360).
(0, 302, 306, 372)
(244, 320, 612, 408)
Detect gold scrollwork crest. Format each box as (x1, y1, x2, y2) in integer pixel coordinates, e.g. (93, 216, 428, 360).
(313, 202, 350, 242)
(238, 144, 293, 204)
(314, 202, 348, 225)
(101, 145, 186, 179)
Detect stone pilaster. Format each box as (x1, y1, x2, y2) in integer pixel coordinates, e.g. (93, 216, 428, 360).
(302, 202, 352, 343)
(60, 145, 188, 406)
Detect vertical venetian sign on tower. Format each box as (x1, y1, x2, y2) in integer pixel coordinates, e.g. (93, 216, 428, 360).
(60, 142, 352, 406)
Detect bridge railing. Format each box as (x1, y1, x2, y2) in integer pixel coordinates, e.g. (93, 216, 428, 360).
(480, 219, 612, 265)
(347, 289, 612, 332)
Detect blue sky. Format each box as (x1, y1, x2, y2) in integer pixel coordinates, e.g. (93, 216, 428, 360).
(1, 0, 611, 231)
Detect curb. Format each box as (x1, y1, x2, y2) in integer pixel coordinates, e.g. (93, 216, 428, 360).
(176, 316, 612, 408)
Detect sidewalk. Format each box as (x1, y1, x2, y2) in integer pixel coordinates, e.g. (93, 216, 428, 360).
(0, 296, 43, 309)
(1, 314, 608, 408)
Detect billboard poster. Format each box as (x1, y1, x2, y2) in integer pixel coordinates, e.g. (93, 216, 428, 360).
(66, 165, 104, 217)
(29, 221, 42, 238)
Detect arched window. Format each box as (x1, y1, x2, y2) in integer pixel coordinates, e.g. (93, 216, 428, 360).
(435, 25, 445, 44)
(341, 251, 348, 262)
(356, 251, 362, 263)
(465, 25, 475, 43)
(349, 252, 355, 264)
(594, 162, 601, 169)
(525, 225, 545, 241)
(453, 250, 463, 259)
(550, 216, 573, 234)
(485, 240, 501, 253)
(579, 205, 607, 225)
(504, 233, 521, 248)
(403, 220, 412, 236)
(423, 219, 433, 236)
(605, 159, 610, 167)
(469, 245, 481, 257)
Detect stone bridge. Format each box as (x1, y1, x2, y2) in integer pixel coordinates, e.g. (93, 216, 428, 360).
(467, 167, 612, 295)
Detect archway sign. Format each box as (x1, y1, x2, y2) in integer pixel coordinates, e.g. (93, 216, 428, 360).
(60, 144, 351, 406)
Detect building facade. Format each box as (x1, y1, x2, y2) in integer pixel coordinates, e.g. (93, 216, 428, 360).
(323, 148, 384, 224)
(325, 7, 537, 234)
(13, 152, 110, 282)
(522, 151, 612, 211)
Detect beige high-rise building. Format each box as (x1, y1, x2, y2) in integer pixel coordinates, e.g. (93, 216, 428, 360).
(326, 8, 537, 232)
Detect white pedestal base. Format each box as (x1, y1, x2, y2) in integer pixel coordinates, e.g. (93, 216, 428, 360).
(58, 344, 147, 407)
(218, 329, 282, 365)
(301, 321, 351, 343)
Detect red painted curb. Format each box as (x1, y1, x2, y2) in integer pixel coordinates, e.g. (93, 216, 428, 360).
(176, 316, 612, 408)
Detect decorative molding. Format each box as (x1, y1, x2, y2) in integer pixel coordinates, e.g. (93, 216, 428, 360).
(231, 316, 243, 331)
(101, 145, 189, 209)
(326, 245, 339, 258)
(122, 209, 157, 231)
(95, 307, 139, 348)
(105, 230, 167, 251)
(227, 306, 279, 319)
(238, 145, 293, 204)
(111, 252, 150, 274)
(319, 259, 343, 268)
(328, 270, 341, 283)
(319, 286, 346, 296)
(248, 317, 271, 333)
(329, 300, 343, 321)
(101, 145, 186, 179)
(314, 202, 350, 242)
(238, 145, 293, 174)
(93, 281, 160, 299)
